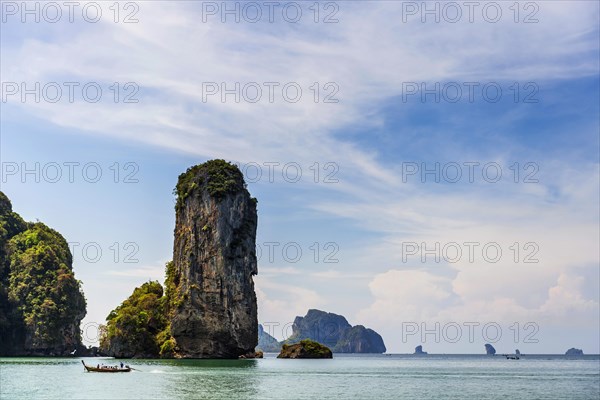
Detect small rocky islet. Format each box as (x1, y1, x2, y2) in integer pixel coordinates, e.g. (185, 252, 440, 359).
(565, 348, 584, 356)
(277, 339, 333, 359)
(485, 344, 496, 355)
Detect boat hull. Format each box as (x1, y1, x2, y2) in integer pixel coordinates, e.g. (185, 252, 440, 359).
(81, 361, 131, 372)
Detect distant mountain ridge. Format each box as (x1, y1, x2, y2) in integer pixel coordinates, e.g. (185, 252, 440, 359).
(257, 324, 282, 352)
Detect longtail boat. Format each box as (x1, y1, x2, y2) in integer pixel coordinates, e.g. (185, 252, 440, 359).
(81, 360, 131, 373)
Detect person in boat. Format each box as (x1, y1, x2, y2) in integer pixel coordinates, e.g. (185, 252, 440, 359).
(120, 362, 124, 368)
(97, 364, 100, 369)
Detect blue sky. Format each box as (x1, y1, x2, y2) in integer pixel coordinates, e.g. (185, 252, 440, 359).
(1, 1, 599, 353)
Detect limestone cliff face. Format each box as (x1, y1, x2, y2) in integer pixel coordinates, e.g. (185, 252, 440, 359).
(289, 309, 351, 348)
(333, 325, 386, 353)
(169, 160, 258, 358)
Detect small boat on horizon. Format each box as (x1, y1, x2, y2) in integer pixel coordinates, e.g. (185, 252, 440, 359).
(81, 360, 131, 373)
(504, 349, 521, 360)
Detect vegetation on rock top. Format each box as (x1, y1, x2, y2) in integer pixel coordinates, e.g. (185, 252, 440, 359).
(277, 339, 333, 359)
(174, 159, 246, 209)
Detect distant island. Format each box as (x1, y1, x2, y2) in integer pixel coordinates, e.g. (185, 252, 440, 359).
(258, 324, 282, 352)
(485, 344, 496, 355)
(280, 309, 386, 353)
(0, 191, 86, 356)
(565, 348, 584, 356)
(414, 345, 427, 355)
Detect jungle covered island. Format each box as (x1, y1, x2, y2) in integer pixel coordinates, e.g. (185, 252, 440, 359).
(0, 191, 86, 356)
(101, 160, 259, 359)
(277, 339, 333, 359)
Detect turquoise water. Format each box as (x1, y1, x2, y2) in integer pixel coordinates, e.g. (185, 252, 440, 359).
(1, 354, 598, 399)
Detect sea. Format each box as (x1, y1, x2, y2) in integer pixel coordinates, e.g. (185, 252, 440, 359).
(1, 354, 599, 399)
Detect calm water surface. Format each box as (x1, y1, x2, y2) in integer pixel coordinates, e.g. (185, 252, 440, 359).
(1, 354, 598, 399)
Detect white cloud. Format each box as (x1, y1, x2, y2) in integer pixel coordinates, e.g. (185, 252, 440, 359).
(358, 269, 455, 321)
(255, 276, 325, 340)
(2, 1, 598, 176)
(359, 267, 599, 353)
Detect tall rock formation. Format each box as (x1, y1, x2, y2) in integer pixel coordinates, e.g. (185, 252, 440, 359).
(169, 160, 258, 358)
(286, 309, 386, 353)
(0, 191, 86, 356)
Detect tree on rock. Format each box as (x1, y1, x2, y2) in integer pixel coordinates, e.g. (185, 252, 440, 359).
(99, 280, 170, 358)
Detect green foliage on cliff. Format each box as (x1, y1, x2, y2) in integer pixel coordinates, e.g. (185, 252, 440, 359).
(298, 339, 332, 357)
(0, 191, 86, 355)
(174, 159, 245, 209)
(278, 339, 333, 358)
(6, 223, 86, 348)
(100, 280, 173, 357)
(0, 196, 27, 241)
(0, 192, 28, 274)
(0, 193, 25, 268)
(163, 260, 182, 313)
(0, 192, 28, 349)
